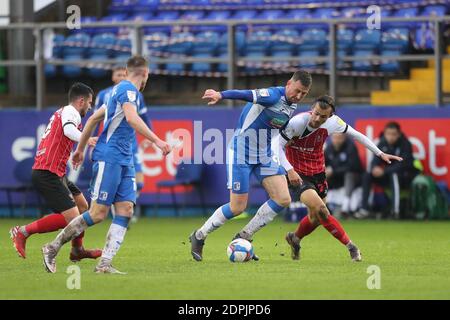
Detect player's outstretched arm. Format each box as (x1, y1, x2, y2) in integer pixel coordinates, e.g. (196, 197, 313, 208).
(345, 125, 403, 164)
(72, 106, 105, 169)
(202, 88, 280, 106)
(123, 103, 171, 156)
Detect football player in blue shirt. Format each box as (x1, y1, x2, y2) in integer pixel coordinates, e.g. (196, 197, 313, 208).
(42, 56, 171, 274)
(189, 70, 312, 261)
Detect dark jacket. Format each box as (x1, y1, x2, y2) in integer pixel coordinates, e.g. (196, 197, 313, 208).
(325, 138, 363, 176)
(371, 133, 417, 175)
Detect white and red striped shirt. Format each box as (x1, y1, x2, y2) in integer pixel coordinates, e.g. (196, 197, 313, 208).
(33, 105, 82, 177)
(279, 112, 348, 176)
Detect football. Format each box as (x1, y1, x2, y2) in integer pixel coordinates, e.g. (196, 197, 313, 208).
(227, 239, 254, 262)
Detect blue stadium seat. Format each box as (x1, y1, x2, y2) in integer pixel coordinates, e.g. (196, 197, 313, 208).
(191, 31, 220, 72)
(337, 28, 354, 51)
(51, 34, 65, 58)
(45, 64, 58, 78)
(63, 33, 90, 56)
(179, 10, 205, 20)
(245, 51, 266, 73)
(97, 14, 128, 34)
(271, 29, 300, 53)
(113, 38, 132, 60)
(245, 30, 272, 54)
(422, 5, 447, 17)
(257, 9, 284, 20)
(299, 29, 327, 52)
(108, 0, 136, 14)
(74, 16, 97, 35)
(382, 28, 409, 52)
(62, 54, 83, 78)
(194, 10, 231, 32)
(131, 0, 160, 13)
(217, 52, 228, 73)
(271, 50, 294, 70)
(379, 50, 401, 72)
(146, 10, 180, 33)
(218, 31, 246, 55)
(165, 32, 194, 72)
(86, 54, 109, 78)
(128, 12, 154, 22)
(89, 33, 116, 56)
(392, 8, 419, 28)
(231, 10, 258, 21)
(354, 29, 381, 51)
(352, 50, 374, 71)
(299, 50, 322, 69)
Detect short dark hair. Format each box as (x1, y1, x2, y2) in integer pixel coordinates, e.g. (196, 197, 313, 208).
(385, 121, 401, 132)
(127, 55, 148, 72)
(112, 64, 126, 72)
(68, 82, 93, 103)
(314, 94, 335, 113)
(291, 70, 312, 88)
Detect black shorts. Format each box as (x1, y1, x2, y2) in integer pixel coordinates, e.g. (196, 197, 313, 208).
(31, 169, 81, 213)
(289, 171, 328, 200)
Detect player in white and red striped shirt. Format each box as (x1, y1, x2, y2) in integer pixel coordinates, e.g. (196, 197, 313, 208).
(275, 95, 402, 261)
(9, 83, 101, 263)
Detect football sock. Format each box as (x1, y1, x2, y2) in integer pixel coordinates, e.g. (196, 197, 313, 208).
(99, 215, 129, 264)
(240, 199, 284, 239)
(319, 214, 350, 246)
(196, 204, 233, 240)
(294, 215, 319, 240)
(21, 213, 67, 237)
(71, 231, 84, 249)
(50, 212, 94, 251)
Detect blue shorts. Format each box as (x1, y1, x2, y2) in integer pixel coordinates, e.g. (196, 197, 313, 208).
(89, 161, 136, 205)
(132, 137, 143, 173)
(226, 149, 286, 194)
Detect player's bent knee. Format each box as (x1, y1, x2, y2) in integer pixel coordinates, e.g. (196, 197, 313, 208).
(274, 194, 291, 208)
(317, 205, 330, 221)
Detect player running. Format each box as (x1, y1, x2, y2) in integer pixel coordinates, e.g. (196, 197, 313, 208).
(277, 95, 403, 261)
(93, 65, 152, 223)
(41, 56, 171, 274)
(9, 83, 101, 262)
(189, 70, 312, 261)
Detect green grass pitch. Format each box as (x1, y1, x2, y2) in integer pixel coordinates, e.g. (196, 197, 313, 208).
(1, 217, 450, 299)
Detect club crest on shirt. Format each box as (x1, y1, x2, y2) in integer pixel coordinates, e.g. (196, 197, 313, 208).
(127, 90, 137, 102)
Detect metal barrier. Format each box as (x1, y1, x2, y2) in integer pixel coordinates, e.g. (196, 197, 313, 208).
(0, 15, 449, 109)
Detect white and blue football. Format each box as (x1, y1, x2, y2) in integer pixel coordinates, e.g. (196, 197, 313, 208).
(227, 239, 254, 262)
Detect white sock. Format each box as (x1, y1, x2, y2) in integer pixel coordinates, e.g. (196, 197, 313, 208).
(50, 212, 92, 250)
(100, 216, 129, 264)
(241, 199, 285, 239)
(196, 204, 233, 240)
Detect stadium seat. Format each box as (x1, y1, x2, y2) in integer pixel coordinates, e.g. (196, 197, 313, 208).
(113, 38, 132, 61)
(191, 31, 220, 72)
(130, 0, 160, 13)
(86, 54, 109, 78)
(421, 5, 447, 17)
(128, 12, 154, 22)
(108, 0, 136, 14)
(352, 50, 374, 71)
(218, 31, 246, 55)
(89, 33, 116, 56)
(379, 49, 402, 72)
(299, 50, 322, 69)
(74, 16, 97, 35)
(337, 28, 354, 51)
(271, 29, 300, 53)
(155, 160, 205, 217)
(392, 8, 419, 28)
(146, 10, 180, 33)
(382, 28, 410, 52)
(63, 33, 90, 56)
(245, 51, 266, 73)
(231, 10, 258, 21)
(62, 54, 83, 78)
(245, 30, 272, 54)
(179, 10, 205, 20)
(97, 14, 128, 34)
(299, 29, 327, 52)
(194, 10, 231, 32)
(354, 29, 381, 51)
(51, 34, 66, 58)
(165, 32, 194, 72)
(44, 64, 58, 78)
